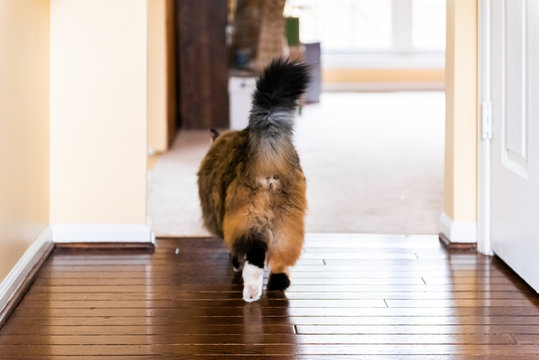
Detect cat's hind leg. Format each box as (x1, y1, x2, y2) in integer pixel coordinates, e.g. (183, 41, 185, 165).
(267, 210, 305, 291)
(236, 233, 267, 302)
(222, 183, 272, 302)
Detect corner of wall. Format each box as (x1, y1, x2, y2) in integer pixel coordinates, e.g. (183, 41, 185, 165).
(439, 212, 477, 244)
(442, 0, 479, 245)
(0, 228, 54, 323)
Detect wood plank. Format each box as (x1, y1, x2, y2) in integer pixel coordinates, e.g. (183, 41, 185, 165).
(296, 324, 539, 334)
(61, 276, 520, 286)
(0, 324, 295, 335)
(10, 306, 539, 317)
(0, 333, 515, 345)
(322, 258, 501, 265)
(422, 276, 519, 285)
(3, 356, 539, 360)
(32, 277, 427, 286)
(39, 263, 502, 272)
(42, 257, 324, 267)
(22, 290, 533, 301)
(17, 299, 387, 309)
(26, 283, 529, 293)
(6, 315, 539, 327)
(2, 356, 539, 360)
(512, 334, 539, 345)
(4, 323, 539, 336)
(386, 299, 539, 308)
(0, 344, 538, 356)
(36, 269, 512, 278)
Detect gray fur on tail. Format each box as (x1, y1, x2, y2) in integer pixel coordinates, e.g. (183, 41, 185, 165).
(249, 58, 309, 137)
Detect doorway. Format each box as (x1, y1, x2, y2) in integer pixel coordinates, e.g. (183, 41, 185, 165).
(147, 0, 447, 237)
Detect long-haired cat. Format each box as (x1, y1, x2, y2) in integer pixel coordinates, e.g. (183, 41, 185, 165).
(197, 58, 309, 302)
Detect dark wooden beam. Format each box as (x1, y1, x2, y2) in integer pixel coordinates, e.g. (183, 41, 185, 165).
(175, 0, 229, 129)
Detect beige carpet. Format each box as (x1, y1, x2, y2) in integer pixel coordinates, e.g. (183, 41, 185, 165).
(148, 92, 444, 236)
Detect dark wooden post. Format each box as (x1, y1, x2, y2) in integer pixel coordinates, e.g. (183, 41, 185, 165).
(175, 0, 229, 129)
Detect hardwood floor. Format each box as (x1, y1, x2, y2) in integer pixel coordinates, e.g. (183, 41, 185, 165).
(0, 235, 538, 359)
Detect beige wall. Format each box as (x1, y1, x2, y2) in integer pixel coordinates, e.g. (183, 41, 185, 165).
(148, 0, 168, 153)
(147, 0, 176, 153)
(444, 0, 478, 222)
(323, 68, 445, 84)
(50, 0, 148, 224)
(0, 0, 50, 281)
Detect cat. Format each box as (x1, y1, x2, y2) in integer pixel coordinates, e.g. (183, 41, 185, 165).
(197, 58, 309, 302)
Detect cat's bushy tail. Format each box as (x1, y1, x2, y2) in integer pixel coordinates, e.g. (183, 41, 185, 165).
(249, 58, 309, 136)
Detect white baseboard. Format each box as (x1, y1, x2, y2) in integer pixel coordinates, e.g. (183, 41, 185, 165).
(439, 212, 477, 244)
(0, 227, 54, 315)
(51, 224, 155, 244)
(1, 224, 154, 324)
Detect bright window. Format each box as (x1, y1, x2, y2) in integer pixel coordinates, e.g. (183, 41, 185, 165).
(412, 0, 446, 51)
(290, 0, 392, 51)
(285, 0, 446, 54)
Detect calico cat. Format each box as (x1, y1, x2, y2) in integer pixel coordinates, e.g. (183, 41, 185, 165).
(197, 58, 309, 302)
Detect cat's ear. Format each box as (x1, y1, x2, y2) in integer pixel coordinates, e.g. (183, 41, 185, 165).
(210, 128, 220, 142)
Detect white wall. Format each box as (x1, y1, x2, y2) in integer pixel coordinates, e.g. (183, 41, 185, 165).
(50, 0, 148, 225)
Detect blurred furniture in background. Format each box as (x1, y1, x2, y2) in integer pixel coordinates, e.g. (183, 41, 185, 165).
(227, 0, 321, 127)
(175, 0, 229, 129)
(253, 0, 287, 71)
(173, 0, 322, 132)
(229, 71, 257, 130)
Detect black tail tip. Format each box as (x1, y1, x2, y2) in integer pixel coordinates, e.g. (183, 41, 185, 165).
(267, 273, 290, 291)
(254, 58, 310, 105)
(263, 57, 310, 77)
(261, 57, 310, 88)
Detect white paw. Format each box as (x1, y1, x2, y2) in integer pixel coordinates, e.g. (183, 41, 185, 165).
(242, 262, 264, 302)
(243, 284, 262, 303)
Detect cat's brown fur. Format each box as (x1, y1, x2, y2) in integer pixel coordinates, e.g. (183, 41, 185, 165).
(198, 129, 307, 267)
(197, 59, 309, 301)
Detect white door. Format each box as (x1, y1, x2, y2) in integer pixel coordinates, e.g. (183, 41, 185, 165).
(489, 0, 539, 292)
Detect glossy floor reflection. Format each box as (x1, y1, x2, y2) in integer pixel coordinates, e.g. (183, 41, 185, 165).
(0, 235, 538, 359)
